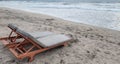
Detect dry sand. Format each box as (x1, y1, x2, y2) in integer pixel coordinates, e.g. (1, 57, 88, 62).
(0, 7, 120, 64)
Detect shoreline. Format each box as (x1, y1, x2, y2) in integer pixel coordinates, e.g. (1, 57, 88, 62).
(0, 7, 120, 64)
(1, 2, 120, 31)
(2, 7, 120, 31)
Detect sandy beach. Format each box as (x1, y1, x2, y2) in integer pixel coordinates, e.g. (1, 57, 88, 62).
(0, 7, 120, 64)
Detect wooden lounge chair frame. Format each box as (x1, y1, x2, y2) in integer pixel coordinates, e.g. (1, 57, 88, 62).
(0, 26, 70, 62)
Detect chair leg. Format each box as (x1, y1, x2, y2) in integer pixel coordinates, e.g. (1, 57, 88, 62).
(63, 43, 68, 46)
(28, 55, 35, 62)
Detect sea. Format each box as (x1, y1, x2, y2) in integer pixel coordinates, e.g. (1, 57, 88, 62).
(0, 0, 120, 31)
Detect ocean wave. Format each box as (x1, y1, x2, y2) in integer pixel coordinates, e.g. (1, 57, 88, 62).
(0, 1, 120, 30)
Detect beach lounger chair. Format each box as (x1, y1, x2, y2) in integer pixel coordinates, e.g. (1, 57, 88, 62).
(0, 24, 72, 62)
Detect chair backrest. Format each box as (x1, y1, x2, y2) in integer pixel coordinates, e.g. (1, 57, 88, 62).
(8, 24, 34, 39)
(8, 24, 18, 31)
(16, 28, 41, 46)
(8, 24, 43, 47)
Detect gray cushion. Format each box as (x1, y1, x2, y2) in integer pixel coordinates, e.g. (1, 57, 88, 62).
(37, 34, 71, 47)
(16, 29, 33, 39)
(8, 24, 18, 30)
(28, 31, 54, 38)
(16, 29, 54, 39)
(16, 28, 71, 48)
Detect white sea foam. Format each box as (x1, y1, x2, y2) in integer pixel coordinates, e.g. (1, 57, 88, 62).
(0, 1, 120, 31)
